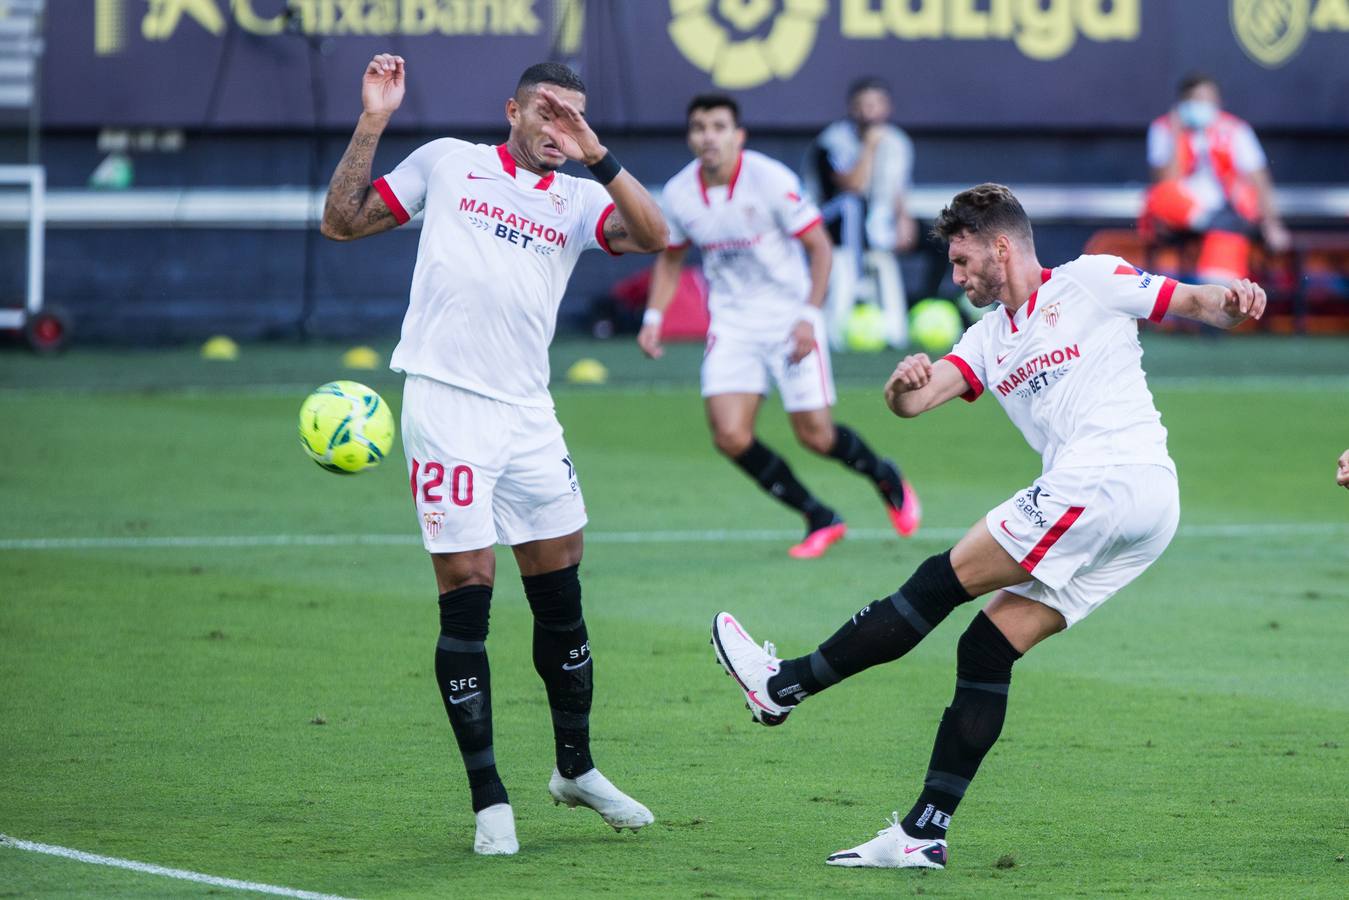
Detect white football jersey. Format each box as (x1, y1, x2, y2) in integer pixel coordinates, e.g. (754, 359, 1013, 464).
(375, 140, 617, 408)
(944, 254, 1179, 474)
(661, 149, 823, 336)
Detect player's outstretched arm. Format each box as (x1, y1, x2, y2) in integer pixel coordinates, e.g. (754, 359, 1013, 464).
(321, 54, 405, 242)
(535, 88, 668, 254)
(638, 245, 689, 360)
(1167, 278, 1267, 329)
(884, 354, 970, 418)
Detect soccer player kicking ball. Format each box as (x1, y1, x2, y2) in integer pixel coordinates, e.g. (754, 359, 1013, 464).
(712, 183, 1267, 869)
(640, 94, 920, 560)
(322, 55, 668, 855)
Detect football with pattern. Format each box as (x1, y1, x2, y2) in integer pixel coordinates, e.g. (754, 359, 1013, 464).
(297, 381, 396, 474)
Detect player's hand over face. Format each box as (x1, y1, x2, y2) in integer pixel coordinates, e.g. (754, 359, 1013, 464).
(1222, 278, 1266, 322)
(362, 54, 405, 118)
(787, 320, 815, 364)
(637, 323, 664, 360)
(1337, 449, 1349, 489)
(536, 88, 605, 165)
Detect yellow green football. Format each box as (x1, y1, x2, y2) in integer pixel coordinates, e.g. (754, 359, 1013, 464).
(297, 380, 396, 474)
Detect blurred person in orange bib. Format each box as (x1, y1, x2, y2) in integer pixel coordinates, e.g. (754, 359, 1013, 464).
(1142, 72, 1290, 283)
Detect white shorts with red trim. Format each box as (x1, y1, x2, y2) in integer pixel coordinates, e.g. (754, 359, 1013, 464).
(700, 306, 836, 412)
(986, 464, 1179, 627)
(401, 375, 587, 553)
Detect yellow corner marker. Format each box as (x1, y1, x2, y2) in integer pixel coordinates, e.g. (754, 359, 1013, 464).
(566, 358, 608, 385)
(200, 335, 239, 361)
(342, 345, 381, 370)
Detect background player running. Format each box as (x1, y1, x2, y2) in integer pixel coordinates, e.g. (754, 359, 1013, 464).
(322, 54, 667, 855)
(712, 183, 1267, 869)
(640, 94, 920, 559)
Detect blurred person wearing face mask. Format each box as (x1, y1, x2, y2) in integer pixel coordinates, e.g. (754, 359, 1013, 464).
(1142, 72, 1290, 284)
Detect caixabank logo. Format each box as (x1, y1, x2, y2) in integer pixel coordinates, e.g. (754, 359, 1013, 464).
(667, 0, 1146, 89)
(1230, 0, 1349, 68)
(94, 0, 574, 55)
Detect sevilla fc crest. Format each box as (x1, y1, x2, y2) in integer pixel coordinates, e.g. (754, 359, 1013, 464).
(1042, 302, 1061, 328)
(548, 192, 567, 215)
(423, 510, 445, 540)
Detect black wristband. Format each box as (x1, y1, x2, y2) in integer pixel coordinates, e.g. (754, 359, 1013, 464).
(587, 152, 622, 186)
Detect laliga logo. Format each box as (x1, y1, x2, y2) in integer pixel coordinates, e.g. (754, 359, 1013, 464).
(668, 0, 828, 89)
(1231, 0, 1349, 67)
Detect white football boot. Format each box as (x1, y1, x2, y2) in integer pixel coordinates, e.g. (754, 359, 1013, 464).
(710, 611, 792, 726)
(473, 802, 519, 855)
(825, 812, 948, 869)
(548, 768, 654, 832)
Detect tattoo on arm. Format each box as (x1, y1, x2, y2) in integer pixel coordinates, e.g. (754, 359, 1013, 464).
(323, 127, 388, 238)
(363, 203, 395, 227)
(603, 211, 630, 244)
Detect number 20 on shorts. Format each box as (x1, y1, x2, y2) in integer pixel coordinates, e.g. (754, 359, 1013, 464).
(410, 459, 474, 507)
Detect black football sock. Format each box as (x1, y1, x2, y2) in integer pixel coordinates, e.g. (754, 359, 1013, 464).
(522, 564, 594, 780)
(766, 550, 974, 706)
(435, 584, 507, 813)
(829, 423, 905, 506)
(827, 423, 887, 482)
(732, 438, 836, 532)
(901, 611, 1022, 840)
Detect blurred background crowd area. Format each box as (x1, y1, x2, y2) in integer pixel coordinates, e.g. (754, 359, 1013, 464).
(1, 0, 1346, 350)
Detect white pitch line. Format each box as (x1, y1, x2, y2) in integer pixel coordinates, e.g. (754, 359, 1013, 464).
(0, 833, 358, 900)
(0, 522, 1344, 552)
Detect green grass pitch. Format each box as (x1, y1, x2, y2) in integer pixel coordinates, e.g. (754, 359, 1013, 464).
(1, 335, 1346, 898)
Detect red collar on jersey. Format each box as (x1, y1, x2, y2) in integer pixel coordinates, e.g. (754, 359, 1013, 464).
(495, 144, 557, 191)
(697, 151, 744, 206)
(1005, 267, 1053, 333)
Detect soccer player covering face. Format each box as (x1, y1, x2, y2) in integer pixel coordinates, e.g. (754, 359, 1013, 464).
(321, 55, 668, 856)
(711, 184, 1268, 870)
(640, 95, 921, 559)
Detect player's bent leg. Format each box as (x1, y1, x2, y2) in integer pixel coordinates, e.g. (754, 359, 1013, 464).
(981, 589, 1067, 654)
(430, 547, 516, 854)
(844, 595, 1060, 870)
(706, 392, 761, 459)
(709, 394, 841, 554)
(809, 416, 922, 538)
(949, 518, 1037, 599)
(514, 532, 653, 832)
(788, 407, 836, 456)
(713, 549, 977, 726)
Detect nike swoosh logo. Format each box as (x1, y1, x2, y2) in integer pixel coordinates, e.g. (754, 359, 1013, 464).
(561, 657, 592, 671)
(746, 690, 773, 712)
(996, 352, 1011, 365)
(905, 844, 936, 854)
(466, 172, 495, 180)
(447, 691, 481, 705)
(999, 519, 1019, 539)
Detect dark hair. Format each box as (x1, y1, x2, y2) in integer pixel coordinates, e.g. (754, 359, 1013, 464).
(516, 62, 586, 97)
(1177, 71, 1217, 98)
(932, 183, 1034, 244)
(847, 76, 891, 101)
(687, 93, 740, 126)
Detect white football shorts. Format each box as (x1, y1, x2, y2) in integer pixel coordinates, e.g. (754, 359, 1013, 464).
(701, 306, 836, 413)
(401, 375, 587, 553)
(986, 464, 1179, 627)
